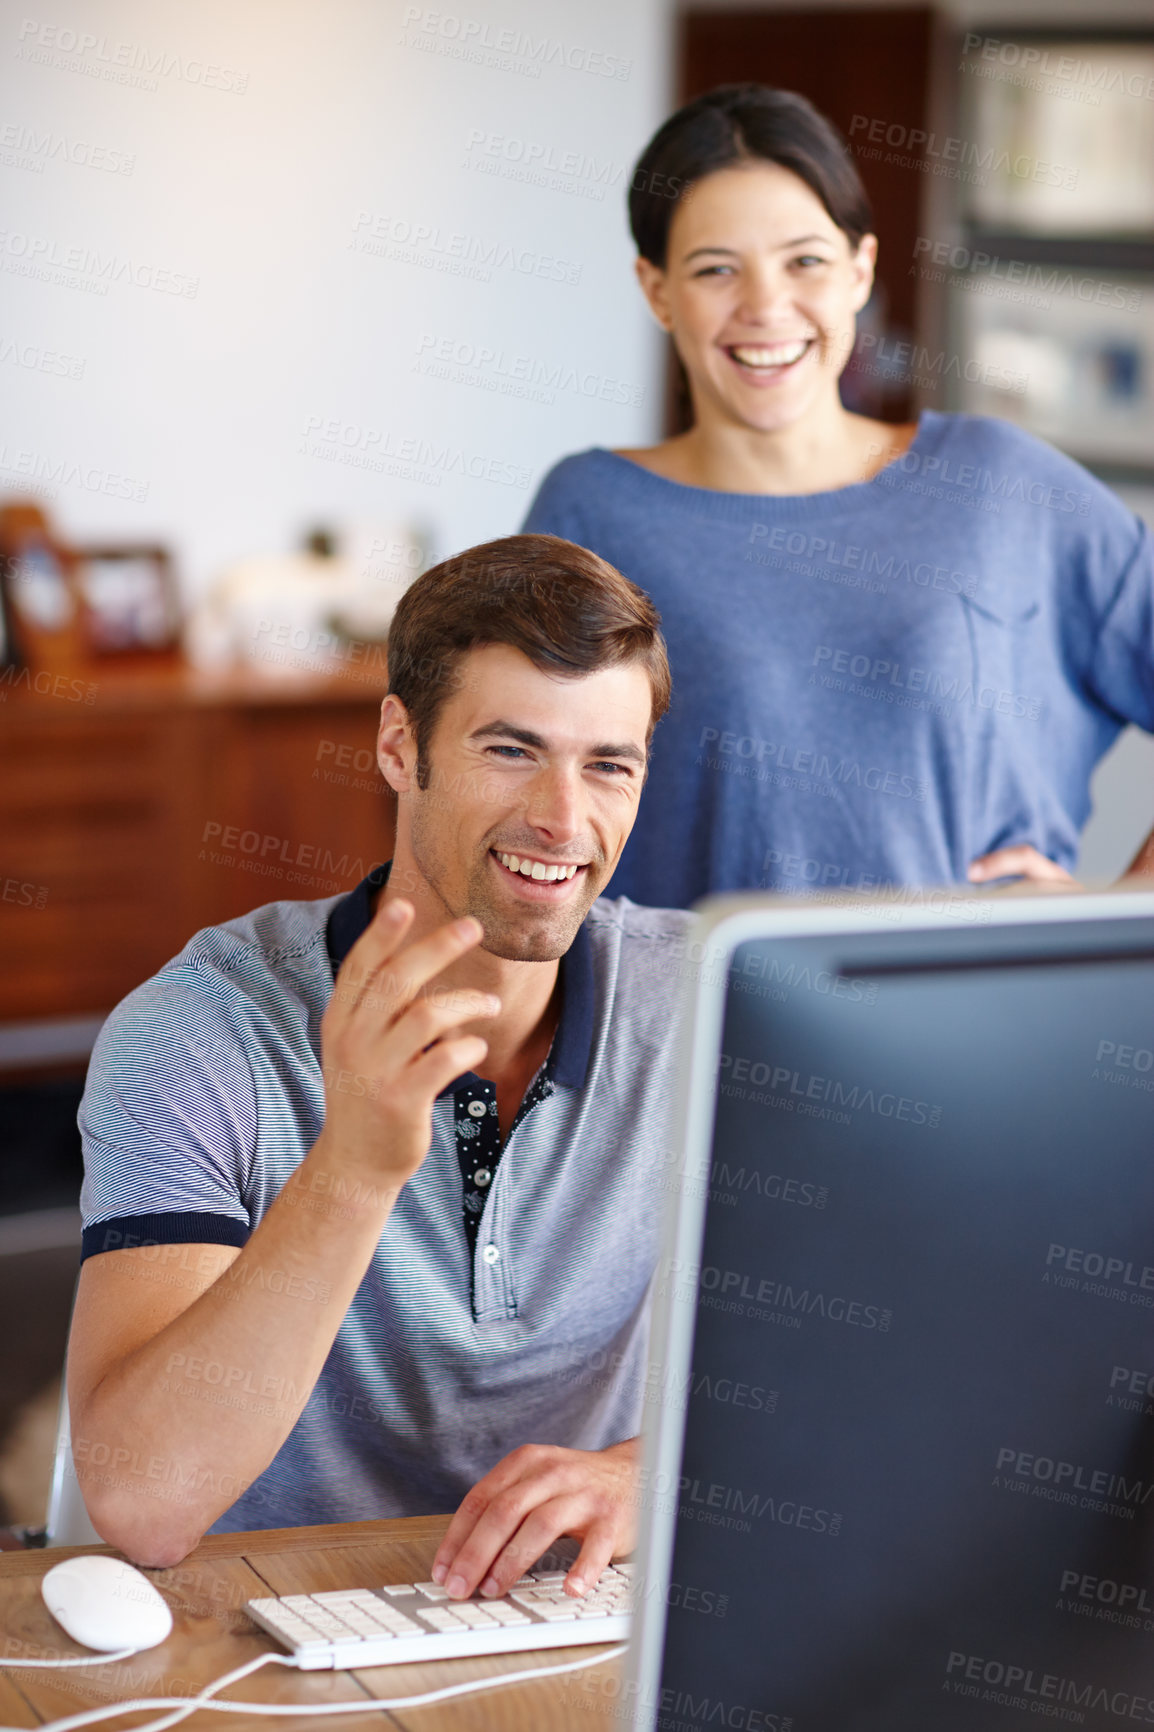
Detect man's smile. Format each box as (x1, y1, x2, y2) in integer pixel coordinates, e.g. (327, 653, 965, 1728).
(489, 848, 589, 897)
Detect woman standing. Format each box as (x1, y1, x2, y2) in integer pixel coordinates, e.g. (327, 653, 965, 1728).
(523, 84, 1154, 908)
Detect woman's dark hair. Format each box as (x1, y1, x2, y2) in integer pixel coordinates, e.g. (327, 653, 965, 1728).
(388, 533, 671, 786)
(628, 84, 873, 267)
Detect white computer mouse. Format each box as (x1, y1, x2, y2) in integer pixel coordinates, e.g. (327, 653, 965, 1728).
(41, 1555, 174, 1652)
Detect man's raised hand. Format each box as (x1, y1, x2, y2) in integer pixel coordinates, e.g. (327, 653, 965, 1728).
(313, 898, 500, 1189)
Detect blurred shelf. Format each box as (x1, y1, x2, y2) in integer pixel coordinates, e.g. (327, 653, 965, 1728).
(1069, 457, 1154, 485)
(0, 655, 391, 713)
(959, 234, 1154, 274)
(0, 659, 395, 1038)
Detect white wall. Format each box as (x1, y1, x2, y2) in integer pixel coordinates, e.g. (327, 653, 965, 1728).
(1, 0, 672, 596)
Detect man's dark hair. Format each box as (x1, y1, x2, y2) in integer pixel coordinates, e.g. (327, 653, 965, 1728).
(387, 533, 671, 787)
(629, 83, 874, 268)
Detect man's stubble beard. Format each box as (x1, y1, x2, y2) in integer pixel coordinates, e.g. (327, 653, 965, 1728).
(407, 792, 601, 962)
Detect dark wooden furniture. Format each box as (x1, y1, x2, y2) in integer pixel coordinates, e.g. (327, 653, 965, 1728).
(0, 664, 396, 1033)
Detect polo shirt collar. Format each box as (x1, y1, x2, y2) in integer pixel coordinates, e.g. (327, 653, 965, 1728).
(324, 861, 594, 1091)
(326, 859, 392, 975)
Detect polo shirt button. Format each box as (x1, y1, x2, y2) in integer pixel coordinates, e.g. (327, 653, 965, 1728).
(474, 1168, 491, 1187)
(467, 1100, 487, 1118)
(482, 1244, 500, 1265)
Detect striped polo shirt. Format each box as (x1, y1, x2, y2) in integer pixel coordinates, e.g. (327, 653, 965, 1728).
(78, 869, 692, 1532)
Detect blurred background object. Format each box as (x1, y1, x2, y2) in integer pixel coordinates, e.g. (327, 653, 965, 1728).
(1, 0, 1152, 1533)
(0, 503, 88, 673)
(185, 520, 424, 672)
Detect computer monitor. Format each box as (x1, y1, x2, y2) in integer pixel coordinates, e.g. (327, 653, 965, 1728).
(628, 889, 1154, 1732)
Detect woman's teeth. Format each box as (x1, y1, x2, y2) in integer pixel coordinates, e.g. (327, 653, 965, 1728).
(729, 340, 810, 368)
(496, 852, 579, 882)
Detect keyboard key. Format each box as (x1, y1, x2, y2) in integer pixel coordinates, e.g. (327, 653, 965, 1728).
(413, 1581, 450, 1600)
(416, 1607, 466, 1631)
(380, 1584, 417, 1598)
(484, 1602, 531, 1626)
(326, 1609, 386, 1630)
(452, 1604, 498, 1628)
(377, 1614, 421, 1636)
(266, 1617, 325, 1642)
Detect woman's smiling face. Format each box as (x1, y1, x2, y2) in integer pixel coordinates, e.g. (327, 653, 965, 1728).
(636, 160, 877, 435)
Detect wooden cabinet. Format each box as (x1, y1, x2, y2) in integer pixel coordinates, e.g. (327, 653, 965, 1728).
(0, 665, 396, 1031)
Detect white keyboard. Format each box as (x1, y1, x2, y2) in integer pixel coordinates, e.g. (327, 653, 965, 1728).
(246, 1564, 632, 1669)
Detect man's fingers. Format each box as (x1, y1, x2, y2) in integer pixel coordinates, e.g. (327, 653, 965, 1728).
(390, 989, 501, 1065)
(432, 1488, 489, 1586)
(438, 1455, 581, 1598)
(439, 1482, 552, 1597)
(350, 913, 483, 1016)
(406, 1036, 490, 1102)
(432, 1443, 636, 1600)
(335, 907, 484, 1020)
(333, 898, 414, 1014)
(432, 1448, 549, 1586)
(565, 1524, 617, 1597)
(462, 1496, 580, 1600)
(352, 991, 499, 1092)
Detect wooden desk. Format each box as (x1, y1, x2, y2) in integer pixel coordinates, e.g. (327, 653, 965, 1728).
(0, 1519, 625, 1729)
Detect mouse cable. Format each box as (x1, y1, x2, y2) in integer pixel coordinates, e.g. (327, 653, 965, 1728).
(0, 1642, 630, 1732)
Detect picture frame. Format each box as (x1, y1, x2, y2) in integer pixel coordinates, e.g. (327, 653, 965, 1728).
(952, 267, 1154, 467)
(960, 31, 1154, 239)
(0, 500, 85, 671)
(72, 544, 181, 657)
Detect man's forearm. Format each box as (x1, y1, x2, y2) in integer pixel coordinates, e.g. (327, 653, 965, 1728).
(74, 1142, 403, 1565)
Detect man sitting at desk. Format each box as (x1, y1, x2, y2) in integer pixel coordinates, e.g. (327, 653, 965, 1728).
(67, 533, 687, 1603)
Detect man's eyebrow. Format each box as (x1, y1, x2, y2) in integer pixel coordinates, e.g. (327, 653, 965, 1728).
(470, 721, 646, 764)
(591, 741, 646, 765)
(471, 721, 547, 749)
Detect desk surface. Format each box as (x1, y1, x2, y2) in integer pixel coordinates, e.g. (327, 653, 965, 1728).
(0, 1519, 625, 1730)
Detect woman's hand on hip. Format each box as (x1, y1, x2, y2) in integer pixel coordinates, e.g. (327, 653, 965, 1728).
(967, 846, 1078, 887)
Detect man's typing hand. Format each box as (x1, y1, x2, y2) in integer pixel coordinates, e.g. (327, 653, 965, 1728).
(431, 1437, 639, 1601)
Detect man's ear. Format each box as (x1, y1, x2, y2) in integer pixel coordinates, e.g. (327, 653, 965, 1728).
(378, 693, 418, 794)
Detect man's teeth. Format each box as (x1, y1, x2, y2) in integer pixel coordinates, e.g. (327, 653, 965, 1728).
(730, 340, 809, 367)
(496, 852, 580, 882)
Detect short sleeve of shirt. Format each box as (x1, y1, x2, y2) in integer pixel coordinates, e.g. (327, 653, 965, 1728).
(79, 975, 258, 1260)
(1088, 516, 1154, 731)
